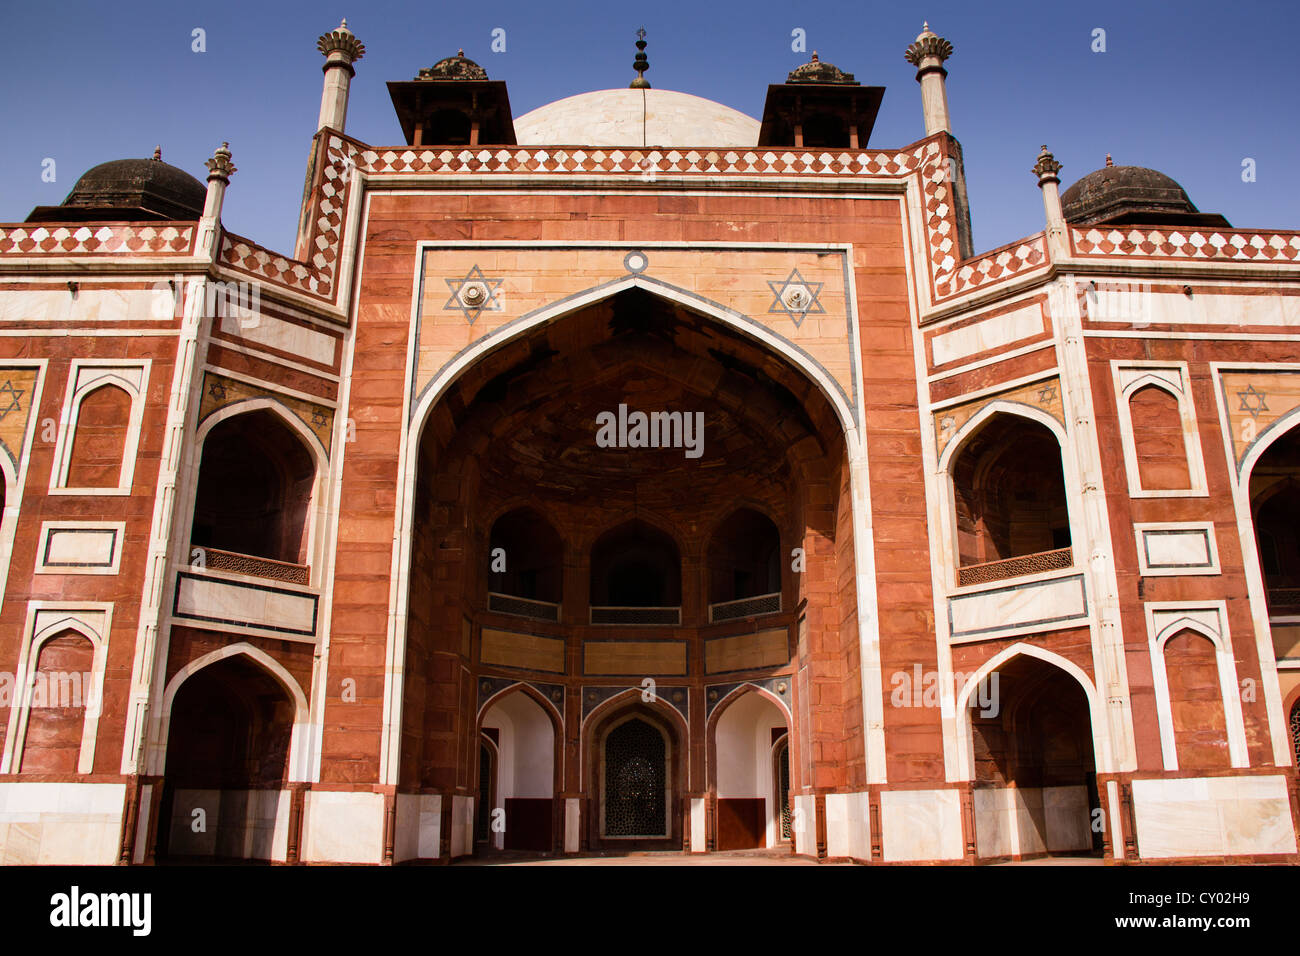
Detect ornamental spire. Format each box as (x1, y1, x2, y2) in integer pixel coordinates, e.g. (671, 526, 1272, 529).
(904, 22, 954, 135)
(630, 27, 650, 89)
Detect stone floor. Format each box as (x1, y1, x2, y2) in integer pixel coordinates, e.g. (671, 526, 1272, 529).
(459, 848, 836, 866)
(459, 849, 1106, 865)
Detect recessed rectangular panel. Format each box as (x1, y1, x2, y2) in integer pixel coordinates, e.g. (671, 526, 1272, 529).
(1135, 523, 1219, 575)
(704, 628, 789, 674)
(949, 574, 1087, 638)
(173, 572, 317, 636)
(220, 311, 338, 366)
(583, 641, 687, 676)
(930, 304, 1044, 367)
(480, 628, 565, 673)
(36, 522, 124, 574)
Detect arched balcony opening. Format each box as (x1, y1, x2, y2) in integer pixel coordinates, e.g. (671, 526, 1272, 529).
(486, 507, 563, 622)
(707, 508, 781, 622)
(190, 410, 316, 583)
(951, 414, 1072, 587)
(589, 520, 681, 625)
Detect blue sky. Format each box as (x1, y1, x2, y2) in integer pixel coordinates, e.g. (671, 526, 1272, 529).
(3, 0, 1296, 254)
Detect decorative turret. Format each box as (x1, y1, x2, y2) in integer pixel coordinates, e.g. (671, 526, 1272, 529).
(903, 21, 953, 135)
(758, 50, 883, 148)
(387, 49, 515, 146)
(316, 19, 365, 133)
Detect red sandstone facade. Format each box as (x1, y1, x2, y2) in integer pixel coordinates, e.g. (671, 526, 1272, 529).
(0, 22, 1297, 864)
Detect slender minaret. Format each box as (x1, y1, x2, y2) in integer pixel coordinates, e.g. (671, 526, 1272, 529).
(202, 142, 236, 219)
(1034, 144, 1069, 259)
(198, 142, 236, 259)
(316, 19, 366, 133)
(904, 22, 954, 136)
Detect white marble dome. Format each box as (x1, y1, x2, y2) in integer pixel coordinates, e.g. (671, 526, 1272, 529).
(513, 88, 759, 147)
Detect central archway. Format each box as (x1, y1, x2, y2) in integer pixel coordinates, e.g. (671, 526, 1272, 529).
(391, 279, 868, 858)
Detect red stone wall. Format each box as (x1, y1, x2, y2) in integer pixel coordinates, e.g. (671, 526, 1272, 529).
(0, 300, 179, 775)
(1088, 335, 1285, 770)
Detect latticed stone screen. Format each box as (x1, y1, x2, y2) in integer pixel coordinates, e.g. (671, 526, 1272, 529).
(590, 606, 680, 626)
(203, 547, 310, 585)
(487, 592, 560, 622)
(956, 546, 1072, 587)
(710, 592, 781, 622)
(778, 743, 791, 841)
(604, 719, 667, 837)
(1291, 703, 1300, 769)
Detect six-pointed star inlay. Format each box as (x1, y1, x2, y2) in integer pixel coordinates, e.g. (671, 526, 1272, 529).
(444, 265, 504, 324)
(1238, 384, 1269, 420)
(767, 268, 825, 327)
(0, 380, 24, 422)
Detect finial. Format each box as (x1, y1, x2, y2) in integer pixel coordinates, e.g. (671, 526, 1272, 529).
(152, 145, 162, 161)
(1105, 153, 1113, 167)
(905, 21, 953, 67)
(811, 51, 819, 62)
(458, 48, 464, 56)
(205, 142, 236, 182)
(630, 27, 650, 89)
(923, 21, 930, 31)
(318, 19, 365, 62)
(1033, 144, 1062, 186)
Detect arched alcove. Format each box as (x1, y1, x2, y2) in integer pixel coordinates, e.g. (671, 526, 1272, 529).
(1128, 384, 1191, 491)
(590, 519, 681, 609)
(190, 409, 316, 566)
(712, 689, 788, 849)
(968, 652, 1101, 860)
(479, 689, 557, 852)
(158, 653, 296, 862)
(950, 412, 1071, 585)
(66, 384, 132, 488)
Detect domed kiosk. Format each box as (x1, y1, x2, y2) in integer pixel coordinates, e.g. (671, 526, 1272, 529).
(1060, 158, 1231, 228)
(26, 149, 206, 223)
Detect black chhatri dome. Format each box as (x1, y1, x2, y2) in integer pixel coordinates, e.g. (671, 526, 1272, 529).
(1060, 161, 1230, 229)
(27, 150, 206, 223)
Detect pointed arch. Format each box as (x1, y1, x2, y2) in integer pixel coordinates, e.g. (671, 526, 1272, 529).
(154, 642, 310, 781)
(706, 681, 793, 728)
(954, 642, 1111, 779)
(938, 399, 1068, 474)
(380, 272, 875, 787)
(409, 275, 860, 443)
(189, 401, 324, 571)
(1143, 607, 1248, 770)
(8, 616, 107, 776)
(476, 680, 565, 731)
(196, 396, 329, 468)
